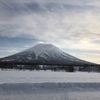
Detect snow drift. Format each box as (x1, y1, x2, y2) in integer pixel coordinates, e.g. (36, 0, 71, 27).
(1, 82, 100, 95)
(0, 83, 100, 100)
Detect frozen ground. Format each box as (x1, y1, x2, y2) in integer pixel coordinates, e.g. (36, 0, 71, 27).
(0, 70, 100, 100)
(0, 70, 100, 83)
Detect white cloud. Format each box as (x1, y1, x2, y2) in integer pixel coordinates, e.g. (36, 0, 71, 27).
(25, 45, 29, 48)
(0, 0, 100, 63)
(0, 47, 21, 53)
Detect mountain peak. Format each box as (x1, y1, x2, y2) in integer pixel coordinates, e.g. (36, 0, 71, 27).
(28, 43, 56, 50)
(0, 43, 94, 65)
(25, 43, 61, 59)
(32, 43, 57, 49)
(35, 43, 53, 46)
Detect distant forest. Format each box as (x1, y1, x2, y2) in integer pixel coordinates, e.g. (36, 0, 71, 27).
(0, 62, 100, 72)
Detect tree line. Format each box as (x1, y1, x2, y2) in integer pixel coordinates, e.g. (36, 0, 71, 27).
(0, 63, 100, 72)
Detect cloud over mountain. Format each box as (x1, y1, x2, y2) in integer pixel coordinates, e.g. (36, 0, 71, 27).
(0, 0, 100, 63)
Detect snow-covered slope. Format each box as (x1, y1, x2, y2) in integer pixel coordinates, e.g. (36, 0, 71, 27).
(0, 44, 94, 65)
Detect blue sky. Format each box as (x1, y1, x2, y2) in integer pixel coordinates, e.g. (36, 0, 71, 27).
(0, 0, 100, 64)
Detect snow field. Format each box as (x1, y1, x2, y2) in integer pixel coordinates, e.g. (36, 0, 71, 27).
(0, 70, 100, 83)
(0, 70, 100, 100)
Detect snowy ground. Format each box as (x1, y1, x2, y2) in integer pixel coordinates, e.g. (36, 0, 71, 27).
(0, 70, 100, 100)
(0, 70, 100, 83)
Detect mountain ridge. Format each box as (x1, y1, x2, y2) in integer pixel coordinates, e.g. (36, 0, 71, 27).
(0, 44, 97, 65)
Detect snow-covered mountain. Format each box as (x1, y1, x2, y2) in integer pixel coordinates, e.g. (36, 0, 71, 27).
(0, 44, 95, 65)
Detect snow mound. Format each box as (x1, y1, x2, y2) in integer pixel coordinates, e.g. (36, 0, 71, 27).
(1, 83, 100, 100)
(0, 83, 100, 95)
